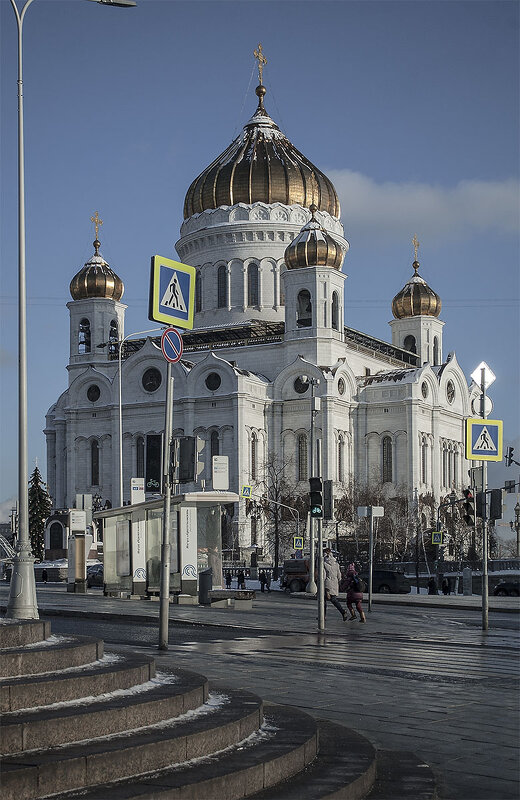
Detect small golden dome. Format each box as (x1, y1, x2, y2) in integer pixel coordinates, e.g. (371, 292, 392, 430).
(70, 239, 124, 301)
(284, 205, 345, 270)
(184, 85, 340, 219)
(392, 261, 441, 319)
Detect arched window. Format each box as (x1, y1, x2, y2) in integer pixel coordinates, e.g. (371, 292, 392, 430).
(297, 289, 312, 327)
(404, 335, 416, 354)
(433, 336, 439, 366)
(136, 436, 145, 478)
(91, 440, 99, 486)
(248, 264, 259, 306)
(108, 319, 119, 356)
(332, 292, 339, 331)
(210, 430, 219, 458)
(49, 522, 63, 550)
(382, 436, 393, 483)
(421, 439, 428, 484)
(251, 433, 258, 480)
(297, 434, 308, 481)
(338, 436, 344, 482)
(217, 265, 227, 308)
(79, 318, 91, 354)
(195, 271, 202, 312)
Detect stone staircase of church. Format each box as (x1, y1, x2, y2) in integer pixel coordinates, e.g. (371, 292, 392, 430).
(0, 619, 437, 800)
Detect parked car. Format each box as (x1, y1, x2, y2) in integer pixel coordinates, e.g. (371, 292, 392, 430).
(493, 580, 519, 597)
(87, 563, 103, 588)
(359, 569, 411, 594)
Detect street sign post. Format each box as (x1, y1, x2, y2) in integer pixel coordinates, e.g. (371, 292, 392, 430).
(149, 255, 196, 329)
(465, 418, 503, 461)
(160, 327, 183, 363)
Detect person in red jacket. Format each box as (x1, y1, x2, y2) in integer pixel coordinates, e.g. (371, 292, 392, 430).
(345, 563, 366, 623)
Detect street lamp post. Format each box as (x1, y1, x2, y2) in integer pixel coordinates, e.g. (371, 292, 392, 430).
(5, 0, 135, 620)
(303, 376, 320, 594)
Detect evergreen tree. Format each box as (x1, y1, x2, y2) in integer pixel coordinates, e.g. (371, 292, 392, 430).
(28, 466, 52, 561)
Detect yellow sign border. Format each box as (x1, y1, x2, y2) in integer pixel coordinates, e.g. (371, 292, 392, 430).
(465, 418, 503, 461)
(293, 536, 304, 550)
(240, 485, 252, 498)
(149, 255, 196, 329)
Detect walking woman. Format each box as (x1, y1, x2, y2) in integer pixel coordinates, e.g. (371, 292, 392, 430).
(345, 563, 366, 623)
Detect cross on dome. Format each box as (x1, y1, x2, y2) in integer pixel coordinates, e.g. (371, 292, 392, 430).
(254, 43, 267, 84)
(91, 211, 103, 240)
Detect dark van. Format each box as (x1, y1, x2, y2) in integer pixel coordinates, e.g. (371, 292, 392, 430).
(281, 559, 310, 593)
(359, 569, 411, 594)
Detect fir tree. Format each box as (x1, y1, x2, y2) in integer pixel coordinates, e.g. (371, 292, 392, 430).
(28, 466, 52, 561)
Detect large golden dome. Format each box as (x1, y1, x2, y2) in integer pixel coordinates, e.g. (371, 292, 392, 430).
(70, 239, 124, 302)
(184, 84, 340, 219)
(392, 260, 441, 319)
(284, 205, 345, 270)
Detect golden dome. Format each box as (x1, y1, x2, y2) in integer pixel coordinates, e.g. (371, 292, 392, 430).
(284, 205, 345, 270)
(183, 85, 340, 219)
(70, 240, 124, 302)
(392, 261, 441, 319)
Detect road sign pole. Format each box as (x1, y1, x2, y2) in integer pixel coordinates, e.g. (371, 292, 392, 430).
(480, 367, 489, 632)
(317, 517, 325, 633)
(368, 510, 374, 612)
(159, 361, 173, 650)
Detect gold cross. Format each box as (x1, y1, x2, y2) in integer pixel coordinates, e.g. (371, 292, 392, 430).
(412, 234, 420, 261)
(91, 211, 103, 240)
(254, 43, 267, 84)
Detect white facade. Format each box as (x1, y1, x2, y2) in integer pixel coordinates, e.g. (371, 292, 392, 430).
(45, 91, 481, 559)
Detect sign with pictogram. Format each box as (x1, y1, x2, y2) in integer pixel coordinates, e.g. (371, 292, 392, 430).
(465, 418, 503, 461)
(240, 485, 252, 498)
(432, 531, 444, 545)
(293, 536, 304, 551)
(160, 327, 183, 363)
(149, 255, 196, 328)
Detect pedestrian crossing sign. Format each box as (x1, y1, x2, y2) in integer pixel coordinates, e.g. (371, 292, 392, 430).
(432, 531, 444, 545)
(465, 418, 503, 461)
(293, 536, 304, 550)
(241, 485, 252, 498)
(149, 255, 196, 328)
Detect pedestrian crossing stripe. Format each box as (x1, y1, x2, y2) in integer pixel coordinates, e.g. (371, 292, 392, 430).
(465, 418, 503, 461)
(149, 255, 195, 328)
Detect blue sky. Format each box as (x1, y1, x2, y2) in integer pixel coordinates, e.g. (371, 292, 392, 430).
(1, 0, 519, 518)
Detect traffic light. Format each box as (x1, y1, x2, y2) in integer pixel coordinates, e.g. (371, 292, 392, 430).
(323, 479, 333, 520)
(476, 492, 485, 519)
(309, 477, 323, 518)
(462, 488, 475, 526)
(505, 446, 514, 467)
(489, 489, 504, 521)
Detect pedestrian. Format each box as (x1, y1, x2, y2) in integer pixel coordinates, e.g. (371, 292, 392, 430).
(441, 578, 450, 596)
(345, 562, 366, 623)
(237, 569, 246, 590)
(323, 548, 348, 621)
(41, 568, 48, 583)
(225, 571, 232, 589)
(428, 576, 437, 595)
(265, 571, 271, 593)
(259, 570, 267, 592)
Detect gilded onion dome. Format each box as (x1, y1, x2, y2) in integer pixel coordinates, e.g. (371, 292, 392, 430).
(284, 205, 345, 270)
(183, 84, 340, 219)
(70, 239, 124, 302)
(392, 259, 441, 319)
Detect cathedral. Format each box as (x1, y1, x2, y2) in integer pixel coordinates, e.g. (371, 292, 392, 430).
(45, 59, 480, 560)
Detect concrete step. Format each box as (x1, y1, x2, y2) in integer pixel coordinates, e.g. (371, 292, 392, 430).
(367, 749, 437, 799)
(42, 702, 319, 800)
(1, 688, 263, 800)
(0, 652, 156, 712)
(0, 666, 208, 754)
(0, 635, 103, 678)
(248, 717, 376, 800)
(0, 620, 51, 649)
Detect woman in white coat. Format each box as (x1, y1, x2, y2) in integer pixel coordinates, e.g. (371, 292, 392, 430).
(323, 548, 348, 620)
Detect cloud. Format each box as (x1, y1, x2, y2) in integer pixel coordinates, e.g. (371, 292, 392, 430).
(327, 170, 519, 242)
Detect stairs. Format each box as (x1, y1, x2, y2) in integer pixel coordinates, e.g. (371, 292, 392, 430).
(0, 619, 437, 799)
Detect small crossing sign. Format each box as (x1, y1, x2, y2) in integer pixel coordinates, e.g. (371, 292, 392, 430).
(240, 485, 252, 498)
(465, 418, 503, 461)
(432, 531, 444, 545)
(160, 327, 183, 363)
(293, 536, 304, 551)
(149, 255, 196, 329)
